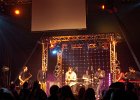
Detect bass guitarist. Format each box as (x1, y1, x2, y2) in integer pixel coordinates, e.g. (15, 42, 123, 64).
(18, 66, 32, 86)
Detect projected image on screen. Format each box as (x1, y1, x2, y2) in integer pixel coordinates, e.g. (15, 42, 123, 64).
(32, 0, 86, 31)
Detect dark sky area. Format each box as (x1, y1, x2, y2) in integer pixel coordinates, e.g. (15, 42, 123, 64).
(0, 0, 140, 85)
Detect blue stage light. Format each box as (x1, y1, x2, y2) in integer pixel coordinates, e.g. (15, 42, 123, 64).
(52, 50, 57, 54)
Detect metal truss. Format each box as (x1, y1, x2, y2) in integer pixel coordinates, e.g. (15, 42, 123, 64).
(42, 41, 48, 72)
(110, 39, 118, 82)
(42, 33, 121, 86)
(49, 33, 121, 43)
(41, 40, 48, 92)
(53, 51, 63, 86)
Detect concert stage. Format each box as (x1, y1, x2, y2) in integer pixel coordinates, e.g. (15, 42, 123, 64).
(40, 33, 121, 92)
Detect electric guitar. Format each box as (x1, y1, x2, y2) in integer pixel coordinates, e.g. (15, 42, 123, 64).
(66, 79, 77, 87)
(20, 75, 32, 86)
(65, 73, 77, 86)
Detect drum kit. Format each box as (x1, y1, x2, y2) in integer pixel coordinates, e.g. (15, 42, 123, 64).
(68, 74, 100, 93)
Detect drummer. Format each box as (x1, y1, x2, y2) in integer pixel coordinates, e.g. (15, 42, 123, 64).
(82, 70, 91, 89)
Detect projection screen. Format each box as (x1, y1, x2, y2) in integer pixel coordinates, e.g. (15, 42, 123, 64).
(32, 0, 86, 31)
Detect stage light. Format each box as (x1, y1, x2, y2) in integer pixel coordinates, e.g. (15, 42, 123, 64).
(101, 4, 105, 10)
(50, 44, 55, 48)
(14, 9, 21, 15)
(52, 50, 57, 55)
(109, 73, 111, 86)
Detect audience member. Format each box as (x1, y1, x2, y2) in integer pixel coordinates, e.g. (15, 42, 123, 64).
(77, 87, 85, 100)
(83, 88, 96, 100)
(0, 87, 15, 100)
(30, 80, 47, 100)
(60, 85, 76, 100)
(125, 82, 138, 100)
(9, 82, 19, 100)
(19, 82, 30, 100)
(48, 85, 59, 100)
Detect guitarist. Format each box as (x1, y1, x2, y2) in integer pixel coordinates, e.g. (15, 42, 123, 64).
(18, 66, 32, 86)
(65, 67, 77, 93)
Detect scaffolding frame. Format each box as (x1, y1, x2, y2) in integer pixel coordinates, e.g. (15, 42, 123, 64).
(42, 33, 121, 88)
(41, 40, 48, 92)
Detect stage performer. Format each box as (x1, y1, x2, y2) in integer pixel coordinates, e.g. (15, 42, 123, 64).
(94, 67, 105, 99)
(125, 67, 140, 81)
(82, 70, 91, 89)
(115, 67, 125, 82)
(18, 66, 32, 86)
(65, 67, 77, 93)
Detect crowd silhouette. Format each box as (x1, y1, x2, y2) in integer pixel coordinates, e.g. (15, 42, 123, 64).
(0, 80, 139, 100)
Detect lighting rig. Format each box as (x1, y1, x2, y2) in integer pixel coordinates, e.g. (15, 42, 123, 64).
(42, 33, 121, 87)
